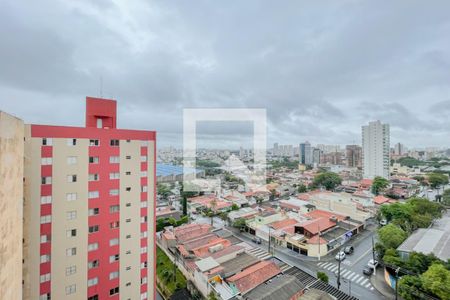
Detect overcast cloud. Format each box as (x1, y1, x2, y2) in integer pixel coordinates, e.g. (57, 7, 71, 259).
(1, 0, 450, 149)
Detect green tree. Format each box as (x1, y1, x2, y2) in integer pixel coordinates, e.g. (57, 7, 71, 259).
(382, 248, 404, 267)
(444, 189, 450, 205)
(157, 183, 172, 199)
(398, 275, 424, 300)
(317, 271, 329, 283)
(378, 224, 407, 249)
(232, 218, 246, 229)
(297, 184, 308, 193)
(421, 263, 450, 300)
(312, 172, 342, 191)
(371, 176, 389, 195)
(231, 203, 239, 211)
(428, 173, 449, 189)
(208, 292, 219, 300)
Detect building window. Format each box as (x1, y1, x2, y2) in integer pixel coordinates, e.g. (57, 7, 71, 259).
(126, 218, 131, 223)
(140, 171, 147, 177)
(125, 203, 131, 207)
(109, 189, 119, 196)
(40, 273, 51, 283)
(40, 234, 51, 244)
(66, 229, 77, 237)
(126, 234, 131, 239)
(88, 295, 99, 300)
(109, 271, 119, 280)
(65, 284, 76, 295)
(89, 173, 99, 181)
(40, 215, 51, 224)
(88, 208, 99, 216)
(141, 292, 148, 300)
(41, 176, 52, 185)
(88, 260, 99, 269)
(141, 140, 148, 146)
(66, 210, 77, 220)
(126, 250, 131, 255)
(66, 265, 76, 276)
(42, 138, 52, 146)
(140, 247, 147, 254)
(88, 191, 99, 199)
(89, 156, 99, 164)
(67, 139, 77, 146)
(140, 201, 147, 208)
(140, 231, 148, 238)
(126, 171, 131, 175)
(109, 205, 120, 213)
(41, 157, 52, 165)
(39, 293, 51, 300)
(109, 172, 120, 180)
(66, 193, 77, 201)
(126, 266, 131, 271)
(67, 156, 77, 165)
(141, 216, 147, 223)
(67, 175, 77, 183)
(89, 225, 99, 233)
(110, 287, 119, 296)
(126, 187, 131, 192)
(40, 254, 51, 263)
(126, 155, 131, 159)
(87, 277, 98, 287)
(141, 186, 148, 192)
(140, 155, 147, 162)
(141, 261, 147, 269)
(88, 243, 98, 252)
(110, 139, 120, 146)
(89, 139, 100, 146)
(126, 282, 131, 286)
(40, 196, 52, 204)
(141, 277, 147, 285)
(110, 221, 120, 229)
(109, 238, 119, 246)
(109, 156, 120, 163)
(109, 254, 119, 263)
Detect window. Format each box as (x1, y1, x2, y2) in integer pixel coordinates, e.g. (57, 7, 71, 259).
(109, 156, 120, 163)
(140, 171, 147, 177)
(109, 271, 119, 280)
(140, 231, 148, 238)
(40, 273, 51, 283)
(109, 254, 119, 263)
(126, 171, 131, 175)
(110, 139, 120, 146)
(41, 176, 52, 185)
(126, 187, 131, 192)
(141, 140, 148, 146)
(67, 156, 77, 165)
(89, 156, 99, 164)
(40, 293, 51, 300)
(66, 229, 77, 237)
(67, 175, 77, 183)
(110, 205, 120, 213)
(126, 218, 131, 223)
(126, 234, 131, 239)
(140, 247, 147, 254)
(88, 208, 99, 216)
(89, 173, 99, 181)
(140, 155, 147, 162)
(109, 189, 119, 196)
(109, 238, 119, 246)
(87, 277, 98, 287)
(88, 243, 98, 252)
(126, 203, 131, 207)
(126, 250, 131, 255)
(110, 287, 119, 296)
(40, 196, 52, 204)
(126, 266, 131, 271)
(88, 260, 99, 269)
(41, 157, 52, 165)
(40, 234, 51, 244)
(67, 138, 77, 146)
(141, 292, 148, 300)
(110, 221, 119, 229)
(141, 186, 148, 192)
(89, 225, 99, 233)
(42, 138, 52, 146)
(141, 216, 147, 223)
(66, 265, 76, 276)
(66, 193, 77, 201)
(126, 139, 131, 143)
(88, 295, 99, 300)
(109, 172, 120, 180)
(89, 139, 99, 146)
(140, 201, 147, 208)
(141, 261, 147, 269)
(66, 210, 77, 220)
(66, 247, 76, 256)
(126, 282, 131, 286)
(65, 284, 76, 295)
(40, 215, 51, 224)
(88, 191, 99, 199)
(126, 155, 131, 159)
(141, 277, 147, 284)
(40, 254, 51, 263)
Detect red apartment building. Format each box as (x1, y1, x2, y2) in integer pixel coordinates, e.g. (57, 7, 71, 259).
(23, 97, 156, 300)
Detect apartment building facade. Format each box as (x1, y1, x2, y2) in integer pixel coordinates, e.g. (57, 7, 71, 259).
(23, 97, 156, 300)
(362, 121, 390, 179)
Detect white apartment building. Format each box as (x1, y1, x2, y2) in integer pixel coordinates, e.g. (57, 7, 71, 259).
(362, 121, 390, 179)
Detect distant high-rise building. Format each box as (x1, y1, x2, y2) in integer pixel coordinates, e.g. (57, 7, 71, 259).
(273, 143, 279, 156)
(346, 145, 362, 168)
(299, 141, 312, 165)
(312, 148, 322, 165)
(362, 121, 390, 179)
(394, 143, 405, 156)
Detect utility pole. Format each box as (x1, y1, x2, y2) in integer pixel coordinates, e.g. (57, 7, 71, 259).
(395, 267, 400, 300)
(371, 235, 376, 274)
(337, 253, 341, 290)
(268, 227, 271, 255)
(318, 224, 321, 261)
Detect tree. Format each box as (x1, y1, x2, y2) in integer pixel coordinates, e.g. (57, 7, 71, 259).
(297, 184, 308, 193)
(231, 203, 239, 211)
(398, 275, 424, 300)
(444, 189, 450, 205)
(312, 172, 342, 191)
(421, 263, 450, 300)
(269, 189, 276, 201)
(317, 271, 329, 283)
(428, 173, 449, 189)
(378, 224, 407, 249)
(208, 292, 219, 300)
(157, 183, 172, 199)
(371, 176, 389, 195)
(181, 195, 188, 216)
(232, 218, 246, 230)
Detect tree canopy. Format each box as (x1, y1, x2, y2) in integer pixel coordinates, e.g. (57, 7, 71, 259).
(371, 176, 389, 195)
(378, 223, 407, 249)
(421, 263, 450, 300)
(427, 173, 449, 189)
(312, 172, 342, 191)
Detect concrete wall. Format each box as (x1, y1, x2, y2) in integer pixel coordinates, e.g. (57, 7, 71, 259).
(0, 112, 24, 300)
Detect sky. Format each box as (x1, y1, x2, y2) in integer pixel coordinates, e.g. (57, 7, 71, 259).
(1, 0, 450, 149)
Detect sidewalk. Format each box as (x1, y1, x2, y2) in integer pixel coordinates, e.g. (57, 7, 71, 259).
(370, 268, 402, 300)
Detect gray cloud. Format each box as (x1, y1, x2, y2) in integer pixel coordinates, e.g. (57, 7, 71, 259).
(1, 0, 450, 149)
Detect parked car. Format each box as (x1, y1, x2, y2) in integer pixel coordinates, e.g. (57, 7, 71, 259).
(335, 251, 346, 261)
(252, 237, 262, 244)
(367, 259, 379, 269)
(363, 266, 374, 276)
(344, 246, 354, 254)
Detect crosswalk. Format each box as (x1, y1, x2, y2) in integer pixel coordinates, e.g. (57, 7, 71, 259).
(317, 262, 374, 290)
(247, 247, 273, 260)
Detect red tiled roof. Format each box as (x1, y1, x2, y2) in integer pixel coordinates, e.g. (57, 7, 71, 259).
(308, 235, 327, 245)
(174, 224, 212, 242)
(227, 261, 281, 294)
(269, 218, 298, 230)
(305, 209, 346, 221)
(210, 245, 244, 259)
(373, 195, 391, 205)
(299, 218, 336, 235)
(360, 179, 373, 186)
(193, 238, 232, 258)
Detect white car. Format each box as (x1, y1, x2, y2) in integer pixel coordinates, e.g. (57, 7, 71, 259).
(368, 259, 379, 269)
(428, 189, 433, 193)
(335, 251, 346, 261)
